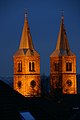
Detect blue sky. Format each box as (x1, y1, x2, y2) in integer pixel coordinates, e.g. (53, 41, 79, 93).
(0, 0, 80, 76)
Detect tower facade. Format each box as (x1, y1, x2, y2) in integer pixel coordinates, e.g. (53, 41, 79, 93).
(50, 16, 77, 94)
(13, 13, 41, 97)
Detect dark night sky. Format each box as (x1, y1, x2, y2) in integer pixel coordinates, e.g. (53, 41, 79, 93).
(0, 0, 80, 77)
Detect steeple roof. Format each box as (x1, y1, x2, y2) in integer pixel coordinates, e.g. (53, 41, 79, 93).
(50, 16, 75, 57)
(19, 13, 34, 50)
(14, 12, 39, 57)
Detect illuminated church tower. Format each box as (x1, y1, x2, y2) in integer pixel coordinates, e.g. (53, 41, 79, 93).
(13, 13, 41, 97)
(50, 16, 77, 94)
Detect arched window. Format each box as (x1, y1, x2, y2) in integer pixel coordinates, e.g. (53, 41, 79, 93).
(29, 62, 35, 72)
(17, 61, 22, 72)
(29, 62, 31, 71)
(54, 63, 59, 71)
(32, 62, 35, 71)
(66, 62, 72, 71)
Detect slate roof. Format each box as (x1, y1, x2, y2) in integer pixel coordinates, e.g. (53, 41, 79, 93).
(0, 80, 27, 119)
(0, 80, 80, 120)
(14, 13, 39, 57)
(50, 16, 75, 57)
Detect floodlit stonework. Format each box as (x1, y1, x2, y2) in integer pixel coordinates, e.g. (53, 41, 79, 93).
(13, 13, 77, 97)
(13, 13, 41, 97)
(50, 16, 77, 94)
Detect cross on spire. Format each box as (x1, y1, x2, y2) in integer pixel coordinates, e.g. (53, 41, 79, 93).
(61, 9, 64, 16)
(60, 9, 64, 20)
(25, 9, 28, 19)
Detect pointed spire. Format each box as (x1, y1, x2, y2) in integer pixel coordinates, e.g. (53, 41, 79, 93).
(25, 9, 28, 19)
(55, 15, 70, 51)
(19, 11, 34, 50)
(50, 15, 75, 57)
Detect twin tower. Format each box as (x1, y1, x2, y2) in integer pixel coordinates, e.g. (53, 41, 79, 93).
(13, 13, 77, 97)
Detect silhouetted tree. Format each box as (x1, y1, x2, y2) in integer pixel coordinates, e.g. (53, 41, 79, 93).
(41, 73, 50, 96)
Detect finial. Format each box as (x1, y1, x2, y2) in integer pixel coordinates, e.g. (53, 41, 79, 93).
(25, 9, 28, 19)
(60, 9, 64, 24)
(60, 9, 64, 20)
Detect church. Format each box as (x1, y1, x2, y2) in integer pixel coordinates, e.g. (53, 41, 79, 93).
(13, 13, 41, 97)
(50, 16, 77, 95)
(13, 13, 77, 97)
